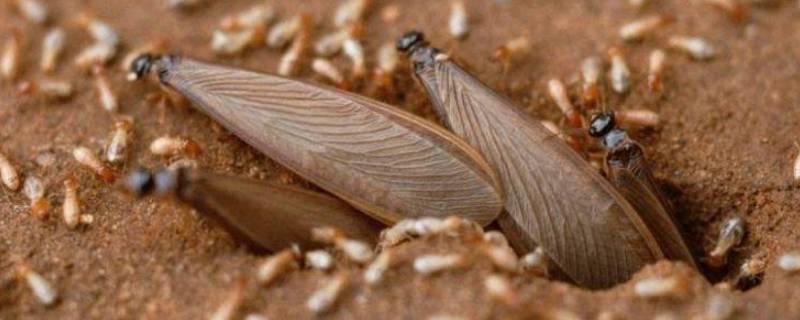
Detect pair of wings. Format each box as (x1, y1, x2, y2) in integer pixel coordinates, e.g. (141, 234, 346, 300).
(156, 57, 504, 227)
(419, 56, 667, 288)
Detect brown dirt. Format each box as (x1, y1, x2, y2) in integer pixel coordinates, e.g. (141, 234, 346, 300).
(1, 0, 799, 319)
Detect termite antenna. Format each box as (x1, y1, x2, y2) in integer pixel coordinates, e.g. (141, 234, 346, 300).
(127, 53, 156, 81)
(588, 112, 616, 138)
(396, 30, 427, 54)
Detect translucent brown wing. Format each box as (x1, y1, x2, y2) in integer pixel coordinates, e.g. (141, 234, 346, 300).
(420, 56, 663, 288)
(155, 57, 504, 225)
(176, 169, 382, 251)
(606, 151, 697, 268)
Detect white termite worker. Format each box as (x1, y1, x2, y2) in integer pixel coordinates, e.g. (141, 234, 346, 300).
(580, 56, 603, 107)
(373, 42, 399, 97)
(648, 49, 667, 94)
(702, 0, 749, 22)
(547, 79, 585, 129)
(266, 14, 305, 49)
(777, 251, 800, 272)
(277, 26, 309, 77)
(73, 146, 117, 183)
(62, 177, 82, 229)
(74, 42, 117, 69)
(0, 151, 21, 191)
(306, 274, 348, 314)
(23, 176, 51, 220)
(668, 36, 716, 61)
(76, 13, 120, 47)
(619, 15, 672, 42)
(305, 249, 335, 271)
(93, 66, 119, 113)
(255, 249, 299, 286)
(106, 119, 134, 164)
(13, 0, 48, 25)
(211, 28, 265, 56)
(18, 264, 58, 306)
(607, 46, 631, 94)
(312, 226, 375, 264)
(1, 30, 22, 82)
(493, 36, 531, 72)
(633, 275, 688, 298)
(209, 279, 246, 320)
(343, 37, 366, 78)
(18, 79, 74, 102)
(706, 216, 746, 268)
(364, 250, 396, 285)
(40, 28, 65, 73)
(413, 254, 465, 275)
(311, 58, 348, 89)
(484, 274, 520, 307)
(449, 1, 469, 40)
(149, 136, 202, 157)
(219, 2, 276, 31)
(333, 0, 369, 28)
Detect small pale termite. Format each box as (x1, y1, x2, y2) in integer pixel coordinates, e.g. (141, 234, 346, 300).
(734, 254, 766, 289)
(106, 120, 133, 164)
(615, 109, 660, 128)
(74, 42, 117, 68)
(633, 275, 688, 298)
(343, 38, 366, 78)
(209, 279, 246, 320)
(312, 227, 375, 263)
(77, 14, 120, 46)
(493, 36, 531, 72)
(40, 28, 65, 73)
(707, 216, 745, 268)
(307, 274, 348, 314)
(449, 1, 469, 40)
(483, 230, 510, 248)
(18, 79, 74, 101)
(648, 49, 667, 93)
(413, 254, 465, 275)
(311, 58, 346, 87)
(277, 28, 309, 77)
(380, 4, 400, 23)
(149, 136, 202, 157)
(305, 250, 335, 271)
(93, 66, 119, 113)
(668, 36, 716, 61)
(334, 0, 369, 28)
(314, 28, 351, 57)
(793, 148, 800, 181)
(220, 3, 276, 31)
(62, 177, 81, 229)
(702, 293, 737, 320)
(23, 176, 51, 220)
(0, 152, 21, 191)
(18, 265, 57, 306)
(13, 0, 48, 25)
(581, 56, 602, 107)
(372, 42, 399, 97)
(778, 251, 800, 272)
(619, 15, 671, 42)
(73, 146, 116, 183)
(266, 14, 304, 49)
(1, 30, 22, 82)
(703, 0, 748, 22)
(608, 46, 631, 94)
(482, 244, 519, 273)
(484, 274, 519, 307)
(256, 249, 299, 286)
(520, 247, 549, 277)
(364, 250, 395, 285)
(547, 79, 584, 128)
(211, 28, 265, 56)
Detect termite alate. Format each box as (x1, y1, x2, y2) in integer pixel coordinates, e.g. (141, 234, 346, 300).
(74, 42, 117, 68)
(256, 249, 298, 286)
(107, 120, 133, 164)
(77, 14, 120, 46)
(648, 49, 667, 93)
(266, 14, 303, 49)
(314, 28, 351, 57)
(23, 176, 50, 219)
(306, 274, 348, 314)
(277, 30, 308, 76)
(149, 136, 202, 157)
(619, 15, 670, 42)
(62, 177, 81, 229)
(633, 276, 687, 298)
(364, 250, 394, 285)
(93, 66, 118, 113)
(520, 247, 549, 277)
(777, 251, 800, 272)
(220, 3, 276, 31)
(211, 28, 263, 56)
(343, 38, 366, 77)
(312, 58, 345, 86)
(482, 245, 519, 273)
(547, 79, 583, 128)
(707, 216, 745, 268)
(484, 274, 518, 307)
(13, 0, 48, 25)
(334, 0, 368, 28)
(608, 46, 631, 94)
(449, 1, 469, 40)
(0, 152, 20, 191)
(209, 280, 246, 320)
(305, 250, 335, 271)
(669, 36, 716, 60)
(19, 265, 57, 306)
(581, 56, 602, 106)
(40, 28, 65, 73)
(413, 254, 465, 275)
(73, 146, 116, 183)
(616, 109, 660, 127)
(1, 31, 21, 81)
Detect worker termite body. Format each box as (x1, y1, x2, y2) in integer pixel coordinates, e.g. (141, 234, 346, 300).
(706, 216, 745, 268)
(1, 30, 22, 82)
(107, 120, 133, 164)
(41, 28, 65, 73)
(399, 31, 693, 289)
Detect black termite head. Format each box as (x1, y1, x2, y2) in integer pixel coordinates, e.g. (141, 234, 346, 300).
(396, 30, 427, 54)
(589, 112, 626, 150)
(396, 31, 440, 72)
(121, 167, 181, 198)
(127, 53, 179, 82)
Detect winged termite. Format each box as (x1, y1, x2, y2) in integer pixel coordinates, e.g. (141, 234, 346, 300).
(588, 112, 697, 268)
(122, 168, 383, 251)
(398, 31, 664, 289)
(128, 54, 503, 226)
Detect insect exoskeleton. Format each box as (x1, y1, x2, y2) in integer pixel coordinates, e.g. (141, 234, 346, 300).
(707, 216, 745, 268)
(619, 15, 672, 42)
(633, 275, 689, 298)
(18, 264, 58, 306)
(1, 30, 22, 82)
(648, 49, 667, 93)
(73, 146, 116, 183)
(449, 1, 469, 40)
(62, 177, 82, 229)
(413, 254, 465, 275)
(0, 151, 21, 191)
(668, 36, 716, 61)
(106, 119, 134, 164)
(607, 45, 631, 94)
(40, 28, 65, 73)
(23, 176, 51, 220)
(547, 79, 585, 128)
(149, 136, 201, 157)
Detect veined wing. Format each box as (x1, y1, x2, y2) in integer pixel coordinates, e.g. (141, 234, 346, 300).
(178, 169, 382, 251)
(157, 57, 503, 225)
(426, 57, 663, 288)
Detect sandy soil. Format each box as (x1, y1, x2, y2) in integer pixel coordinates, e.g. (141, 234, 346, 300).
(1, 0, 799, 319)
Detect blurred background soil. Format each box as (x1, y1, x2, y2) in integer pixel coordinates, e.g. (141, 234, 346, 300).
(0, 0, 799, 319)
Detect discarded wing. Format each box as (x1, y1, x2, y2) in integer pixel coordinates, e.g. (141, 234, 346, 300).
(399, 31, 664, 289)
(130, 55, 504, 226)
(123, 168, 383, 251)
